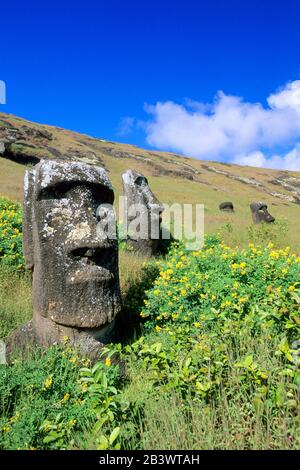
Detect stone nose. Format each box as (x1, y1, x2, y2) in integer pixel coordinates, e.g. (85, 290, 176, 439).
(263, 209, 275, 222)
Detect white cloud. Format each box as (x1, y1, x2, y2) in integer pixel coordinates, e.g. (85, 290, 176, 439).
(233, 146, 300, 171)
(142, 80, 300, 170)
(268, 80, 300, 114)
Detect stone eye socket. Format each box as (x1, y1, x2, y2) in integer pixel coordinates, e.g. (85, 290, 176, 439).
(135, 176, 148, 186)
(38, 182, 77, 200)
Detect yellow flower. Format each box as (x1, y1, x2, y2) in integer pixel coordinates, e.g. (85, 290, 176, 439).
(62, 393, 70, 402)
(105, 357, 112, 367)
(270, 251, 279, 260)
(2, 426, 10, 433)
(9, 411, 20, 423)
(43, 375, 53, 390)
(288, 285, 296, 292)
(155, 325, 162, 332)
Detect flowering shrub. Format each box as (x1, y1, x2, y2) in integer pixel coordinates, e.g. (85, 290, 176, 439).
(124, 236, 300, 434)
(0, 346, 128, 450)
(141, 237, 300, 338)
(0, 197, 23, 269)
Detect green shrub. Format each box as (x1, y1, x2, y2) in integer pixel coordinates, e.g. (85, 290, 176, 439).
(0, 197, 24, 269)
(120, 236, 300, 448)
(0, 346, 128, 450)
(247, 218, 289, 246)
(141, 236, 300, 337)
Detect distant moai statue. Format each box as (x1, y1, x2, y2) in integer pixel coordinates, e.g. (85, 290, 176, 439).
(7, 160, 121, 361)
(122, 170, 165, 256)
(219, 201, 234, 213)
(250, 202, 275, 224)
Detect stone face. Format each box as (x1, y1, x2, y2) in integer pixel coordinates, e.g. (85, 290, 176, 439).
(7, 159, 121, 361)
(122, 170, 165, 256)
(219, 201, 234, 213)
(250, 201, 275, 224)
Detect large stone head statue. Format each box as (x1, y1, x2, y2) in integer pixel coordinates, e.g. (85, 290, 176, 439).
(250, 201, 275, 224)
(122, 170, 165, 255)
(7, 160, 121, 361)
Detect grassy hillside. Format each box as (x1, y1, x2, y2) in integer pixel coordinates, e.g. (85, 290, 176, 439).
(1, 111, 300, 251)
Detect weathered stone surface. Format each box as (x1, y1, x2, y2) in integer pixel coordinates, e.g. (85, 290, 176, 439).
(219, 201, 234, 213)
(122, 170, 165, 256)
(0, 141, 5, 154)
(7, 159, 121, 361)
(250, 201, 275, 224)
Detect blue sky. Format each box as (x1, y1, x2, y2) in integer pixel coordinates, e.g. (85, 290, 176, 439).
(1, 0, 300, 169)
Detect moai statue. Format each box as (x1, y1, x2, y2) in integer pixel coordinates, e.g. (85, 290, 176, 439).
(219, 201, 234, 213)
(7, 160, 121, 361)
(122, 170, 165, 256)
(250, 202, 275, 224)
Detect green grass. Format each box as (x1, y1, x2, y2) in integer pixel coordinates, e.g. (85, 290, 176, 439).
(0, 266, 31, 340)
